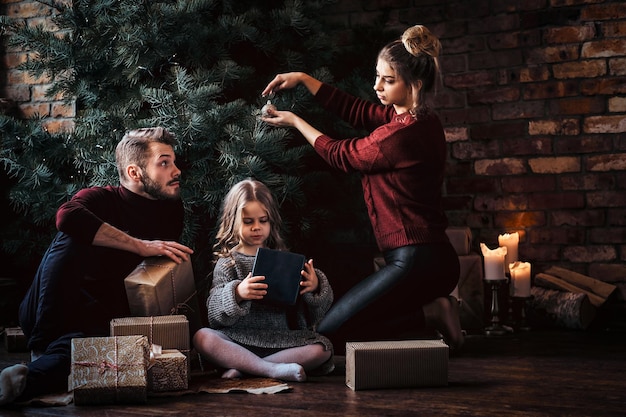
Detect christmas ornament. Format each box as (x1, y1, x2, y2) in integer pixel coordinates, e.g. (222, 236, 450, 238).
(261, 100, 276, 117)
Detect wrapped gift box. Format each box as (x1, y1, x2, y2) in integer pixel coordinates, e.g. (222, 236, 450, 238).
(346, 340, 448, 391)
(110, 315, 190, 379)
(70, 335, 150, 405)
(124, 257, 201, 333)
(3, 327, 27, 352)
(149, 349, 188, 392)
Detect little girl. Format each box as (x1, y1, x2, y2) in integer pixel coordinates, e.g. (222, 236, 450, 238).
(193, 178, 334, 382)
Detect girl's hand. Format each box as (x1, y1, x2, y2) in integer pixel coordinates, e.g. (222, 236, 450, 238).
(236, 273, 268, 302)
(299, 259, 319, 295)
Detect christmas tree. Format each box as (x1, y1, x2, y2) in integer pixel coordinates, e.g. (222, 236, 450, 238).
(0, 0, 375, 284)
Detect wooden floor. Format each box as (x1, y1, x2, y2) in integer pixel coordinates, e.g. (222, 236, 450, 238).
(1, 328, 625, 417)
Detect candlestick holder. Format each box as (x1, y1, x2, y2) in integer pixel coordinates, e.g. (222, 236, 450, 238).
(484, 278, 513, 336)
(510, 296, 532, 331)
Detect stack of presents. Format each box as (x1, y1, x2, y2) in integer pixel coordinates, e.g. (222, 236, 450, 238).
(3, 257, 203, 405)
(5, 227, 486, 397)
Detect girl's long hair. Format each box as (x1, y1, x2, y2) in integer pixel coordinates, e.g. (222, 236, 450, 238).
(377, 24, 442, 117)
(213, 178, 287, 259)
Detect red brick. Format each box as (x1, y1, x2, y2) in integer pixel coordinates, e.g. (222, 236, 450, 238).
(550, 209, 605, 227)
(474, 194, 528, 211)
(4, 2, 53, 18)
(19, 103, 50, 118)
(584, 115, 626, 133)
(474, 158, 527, 175)
(581, 3, 626, 21)
(492, 101, 544, 120)
(580, 78, 626, 95)
(471, 121, 527, 140)
(528, 118, 579, 135)
(468, 86, 520, 104)
(549, 97, 605, 115)
(528, 227, 585, 245)
(517, 66, 551, 83)
(528, 192, 584, 210)
(502, 176, 556, 193)
(588, 264, 626, 284)
(493, 0, 548, 14)
(439, 107, 491, 125)
(444, 126, 469, 142)
(582, 39, 626, 58)
(469, 50, 524, 70)
(440, 55, 467, 74)
(528, 156, 580, 174)
(444, 71, 495, 89)
(559, 173, 616, 191)
(495, 212, 544, 231)
(609, 96, 626, 112)
(451, 140, 499, 160)
(607, 209, 626, 226)
(587, 153, 626, 172)
(555, 136, 613, 154)
(544, 24, 596, 44)
(589, 228, 626, 244)
(502, 137, 553, 156)
(563, 245, 617, 263)
(447, 177, 499, 195)
(442, 36, 486, 55)
(587, 191, 626, 208)
(525, 45, 579, 64)
(553, 60, 607, 79)
(603, 21, 626, 37)
(433, 90, 466, 108)
(523, 80, 579, 99)
(522, 245, 560, 262)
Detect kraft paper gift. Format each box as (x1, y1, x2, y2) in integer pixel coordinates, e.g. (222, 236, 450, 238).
(124, 257, 201, 332)
(110, 315, 190, 379)
(70, 335, 150, 405)
(148, 349, 188, 392)
(346, 340, 448, 391)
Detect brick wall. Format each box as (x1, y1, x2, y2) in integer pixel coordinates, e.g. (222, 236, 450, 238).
(322, 0, 626, 299)
(2, 1, 625, 301)
(1, 0, 75, 131)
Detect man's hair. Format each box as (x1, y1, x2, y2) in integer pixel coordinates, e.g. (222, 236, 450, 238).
(213, 178, 287, 259)
(116, 127, 177, 183)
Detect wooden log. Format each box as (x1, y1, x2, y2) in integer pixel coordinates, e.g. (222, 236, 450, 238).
(544, 266, 616, 300)
(529, 286, 596, 330)
(534, 273, 606, 307)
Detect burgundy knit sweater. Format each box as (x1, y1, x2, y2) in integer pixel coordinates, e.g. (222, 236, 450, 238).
(313, 83, 449, 252)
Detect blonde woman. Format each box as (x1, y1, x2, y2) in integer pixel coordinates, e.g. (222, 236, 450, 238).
(193, 179, 334, 381)
(261, 25, 464, 350)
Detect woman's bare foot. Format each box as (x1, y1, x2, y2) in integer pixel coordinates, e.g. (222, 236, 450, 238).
(270, 363, 306, 382)
(423, 296, 464, 350)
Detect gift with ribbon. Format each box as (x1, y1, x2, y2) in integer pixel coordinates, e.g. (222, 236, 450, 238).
(69, 335, 150, 405)
(110, 315, 190, 384)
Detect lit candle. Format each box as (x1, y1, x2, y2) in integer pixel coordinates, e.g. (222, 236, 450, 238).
(509, 261, 531, 297)
(480, 243, 507, 281)
(498, 232, 519, 274)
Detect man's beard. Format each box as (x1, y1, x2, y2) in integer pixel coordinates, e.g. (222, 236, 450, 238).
(141, 175, 180, 201)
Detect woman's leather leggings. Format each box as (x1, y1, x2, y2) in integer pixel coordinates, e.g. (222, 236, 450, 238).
(316, 242, 459, 336)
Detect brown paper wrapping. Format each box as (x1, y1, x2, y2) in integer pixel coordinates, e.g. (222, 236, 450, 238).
(346, 340, 448, 391)
(124, 257, 201, 332)
(110, 315, 190, 379)
(70, 335, 150, 405)
(149, 349, 188, 392)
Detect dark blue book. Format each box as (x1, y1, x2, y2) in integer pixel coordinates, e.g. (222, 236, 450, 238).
(252, 247, 306, 306)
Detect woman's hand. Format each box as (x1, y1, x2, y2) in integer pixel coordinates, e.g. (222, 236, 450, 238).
(236, 273, 268, 302)
(299, 259, 319, 295)
(261, 108, 298, 127)
(262, 72, 304, 96)
(262, 72, 322, 97)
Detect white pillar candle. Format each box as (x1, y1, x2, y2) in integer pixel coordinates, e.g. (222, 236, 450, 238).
(509, 261, 531, 297)
(498, 232, 519, 274)
(480, 243, 507, 281)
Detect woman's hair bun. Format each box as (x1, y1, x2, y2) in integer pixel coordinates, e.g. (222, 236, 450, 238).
(401, 25, 441, 58)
